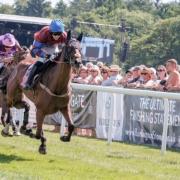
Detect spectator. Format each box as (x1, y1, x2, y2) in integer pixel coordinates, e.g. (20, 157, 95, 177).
(102, 65, 122, 86)
(97, 61, 104, 69)
(71, 68, 78, 81)
(86, 62, 93, 74)
(150, 67, 157, 81)
(128, 66, 141, 83)
(101, 66, 110, 83)
(163, 59, 180, 91)
(73, 66, 89, 84)
(135, 67, 154, 89)
(89, 65, 102, 85)
(86, 62, 93, 82)
(116, 69, 133, 87)
(156, 65, 168, 81)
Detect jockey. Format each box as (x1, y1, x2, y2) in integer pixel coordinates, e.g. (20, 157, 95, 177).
(23, 19, 67, 89)
(0, 33, 22, 71)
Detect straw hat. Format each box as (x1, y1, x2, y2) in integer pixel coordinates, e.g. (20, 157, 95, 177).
(79, 66, 88, 72)
(131, 66, 141, 71)
(86, 62, 93, 68)
(141, 67, 152, 76)
(1, 33, 16, 47)
(97, 61, 104, 68)
(92, 65, 100, 71)
(109, 65, 121, 72)
(101, 65, 109, 72)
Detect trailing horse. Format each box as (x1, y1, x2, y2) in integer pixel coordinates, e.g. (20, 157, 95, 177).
(3, 31, 82, 154)
(0, 49, 30, 136)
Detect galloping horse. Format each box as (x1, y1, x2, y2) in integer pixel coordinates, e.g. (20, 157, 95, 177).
(3, 31, 82, 154)
(0, 49, 30, 134)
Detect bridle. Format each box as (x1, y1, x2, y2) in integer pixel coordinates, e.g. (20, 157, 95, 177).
(53, 38, 82, 66)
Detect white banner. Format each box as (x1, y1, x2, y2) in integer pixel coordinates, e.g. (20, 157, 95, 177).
(96, 92, 124, 141)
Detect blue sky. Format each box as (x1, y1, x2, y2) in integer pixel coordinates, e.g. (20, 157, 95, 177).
(0, 0, 177, 7)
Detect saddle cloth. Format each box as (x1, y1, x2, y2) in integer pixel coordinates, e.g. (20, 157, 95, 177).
(20, 65, 34, 88)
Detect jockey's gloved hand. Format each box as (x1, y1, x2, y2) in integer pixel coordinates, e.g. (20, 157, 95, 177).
(45, 54, 51, 60)
(22, 46, 29, 52)
(46, 54, 56, 61)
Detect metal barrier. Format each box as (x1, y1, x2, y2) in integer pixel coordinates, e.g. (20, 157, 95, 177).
(70, 83, 180, 154)
(7, 83, 180, 154)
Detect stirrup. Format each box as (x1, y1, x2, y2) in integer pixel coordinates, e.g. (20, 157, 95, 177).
(23, 84, 33, 90)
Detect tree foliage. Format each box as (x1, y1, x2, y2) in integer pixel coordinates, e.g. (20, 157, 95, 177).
(0, 4, 14, 14)
(0, 0, 179, 67)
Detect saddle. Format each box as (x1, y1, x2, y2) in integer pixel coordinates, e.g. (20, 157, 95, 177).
(0, 48, 29, 91)
(21, 58, 57, 88)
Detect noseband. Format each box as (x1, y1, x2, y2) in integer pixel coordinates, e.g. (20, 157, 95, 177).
(63, 39, 81, 65)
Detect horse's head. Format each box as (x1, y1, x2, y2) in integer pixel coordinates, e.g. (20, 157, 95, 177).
(63, 30, 83, 68)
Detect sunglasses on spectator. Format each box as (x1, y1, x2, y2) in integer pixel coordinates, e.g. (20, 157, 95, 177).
(157, 69, 165, 72)
(141, 73, 148, 75)
(90, 70, 97, 72)
(4, 46, 12, 49)
(51, 32, 62, 36)
(101, 71, 108, 74)
(109, 70, 117, 72)
(80, 71, 87, 73)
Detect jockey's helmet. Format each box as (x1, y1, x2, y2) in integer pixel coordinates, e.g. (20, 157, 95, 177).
(2, 33, 16, 47)
(50, 19, 65, 33)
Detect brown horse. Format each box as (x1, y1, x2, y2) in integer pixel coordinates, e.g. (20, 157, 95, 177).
(3, 31, 82, 154)
(0, 49, 30, 135)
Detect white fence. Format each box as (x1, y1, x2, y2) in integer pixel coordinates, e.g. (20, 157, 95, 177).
(70, 83, 180, 154)
(7, 83, 180, 154)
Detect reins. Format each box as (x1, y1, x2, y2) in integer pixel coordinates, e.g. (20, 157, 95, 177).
(38, 45, 74, 97)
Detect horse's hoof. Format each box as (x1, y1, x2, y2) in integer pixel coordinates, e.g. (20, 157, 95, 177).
(60, 136, 71, 142)
(20, 126, 26, 134)
(20, 127, 32, 136)
(25, 129, 33, 136)
(13, 131, 21, 136)
(29, 133, 36, 138)
(1, 130, 13, 137)
(39, 145, 47, 154)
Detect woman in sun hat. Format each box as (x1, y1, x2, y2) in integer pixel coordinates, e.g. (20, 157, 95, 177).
(0, 33, 22, 71)
(89, 65, 102, 85)
(0, 33, 21, 58)
(102, 64, 122, 86)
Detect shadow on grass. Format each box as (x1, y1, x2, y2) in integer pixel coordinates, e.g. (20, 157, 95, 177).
(0, 153, 33, 164)
(77, 136, 180, 154)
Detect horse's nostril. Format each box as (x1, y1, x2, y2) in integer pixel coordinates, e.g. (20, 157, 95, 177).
(74, 53, 81, 58)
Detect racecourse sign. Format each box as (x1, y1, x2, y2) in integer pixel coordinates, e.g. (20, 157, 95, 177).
(123, 95, 180, 148)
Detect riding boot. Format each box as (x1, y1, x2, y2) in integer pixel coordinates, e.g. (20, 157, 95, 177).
(39, 60, 55, 73)
(24, 61, 43, 89)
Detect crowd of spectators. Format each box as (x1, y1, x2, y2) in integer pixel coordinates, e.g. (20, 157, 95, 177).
(72, 58, 180, 92)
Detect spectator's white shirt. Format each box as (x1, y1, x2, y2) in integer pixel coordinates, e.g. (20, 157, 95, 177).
(101, 74, 122, 86)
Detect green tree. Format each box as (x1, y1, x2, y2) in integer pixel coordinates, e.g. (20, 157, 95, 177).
(128, 16, 180, 67)
(154, 2, 180, 19)
(26, 0, 52, 17)
(0, 4, 14, 14)
(53, 0, 67, 18)
(126, 0, 154, 12)
(14, 0, 28, 16)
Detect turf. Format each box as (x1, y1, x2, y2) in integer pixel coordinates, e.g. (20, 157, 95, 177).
(0, 127, 180, 180)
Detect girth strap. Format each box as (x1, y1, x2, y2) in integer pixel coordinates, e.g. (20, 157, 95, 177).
(39, 83, 69, 98)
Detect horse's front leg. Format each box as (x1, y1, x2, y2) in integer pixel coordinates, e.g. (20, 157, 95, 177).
(35, 110, 47, 154)
(60, 105, 74, 142)
(1, 109, 13, 137)
(16, 100, 31, 135)
(1, 93, 8, 127)
(1, 107, 6, 127)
